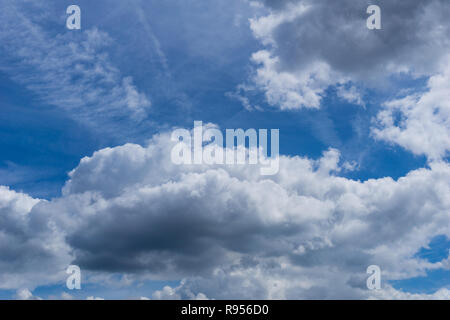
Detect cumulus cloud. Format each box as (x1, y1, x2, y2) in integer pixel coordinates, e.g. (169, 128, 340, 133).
(336, 85, 365, 108)
(152, 283, 208, 300)
(60, 292, 74, 300)
(14, 288, 42, 300)
(86, 296, 105, 300)
(373, 57, 450, 160)
(369, 285, 450, 300)
(0, 186, 71, 290)
(248, 0, 450, 109)
(14, 129, 448, 299)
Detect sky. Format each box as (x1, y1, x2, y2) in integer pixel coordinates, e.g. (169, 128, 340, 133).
(0, 0, 449, 300)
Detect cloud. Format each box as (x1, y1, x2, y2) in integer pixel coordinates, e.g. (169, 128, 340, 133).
(248, 0, 450, 109)
(14, 288, 42, 300)
(0, 186, 72, 290)
(336, 85, 365, 108)
(17, 129, 449, 298)
(147, 269, 450, 300)
(86, 296, 105, 300)
(0, 0, 447, 299)
(373, 57, 450, 160)
(369, 285, 450, 300)
(250, 50, 335, 109)
(152, 283, 208, 300)
(0, 0, 151, 130)
(60, 292, 74, 300)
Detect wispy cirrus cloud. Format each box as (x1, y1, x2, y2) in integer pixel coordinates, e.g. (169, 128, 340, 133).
(0, 1, 151, 132)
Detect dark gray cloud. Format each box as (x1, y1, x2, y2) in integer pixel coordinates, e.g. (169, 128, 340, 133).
(249, 0, 450, 109)
(281, 1, 448, 74)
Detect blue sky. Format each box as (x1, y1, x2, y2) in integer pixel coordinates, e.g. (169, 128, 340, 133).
(0, 0, 449, 300)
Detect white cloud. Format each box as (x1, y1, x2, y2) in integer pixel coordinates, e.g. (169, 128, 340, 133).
(17, 130, 449, 299)
(60, 292, 74, 300)
(336, 85, 365, 108)
(247, 0, 450, 109)
(250, 50, 338, 109)
(373, 57, 450, 160)
(86, 296, 105, 300)
(15, 288, 42, 300)
(152, 282, 209, 300)
(369, 285, 450, 300)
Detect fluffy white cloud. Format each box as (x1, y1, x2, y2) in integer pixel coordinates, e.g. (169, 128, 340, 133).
(248, 0, 450, 109)
(14, 288, 42, 300)
(0, 125, 448, 298)
(250, 50, 338, 109)
(18, 130, 449, 299)
(369, 285, 450, 300)
(86, 296, 105, 300)
(152, 283, 208, 300)
(373, 57, 450, 160)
